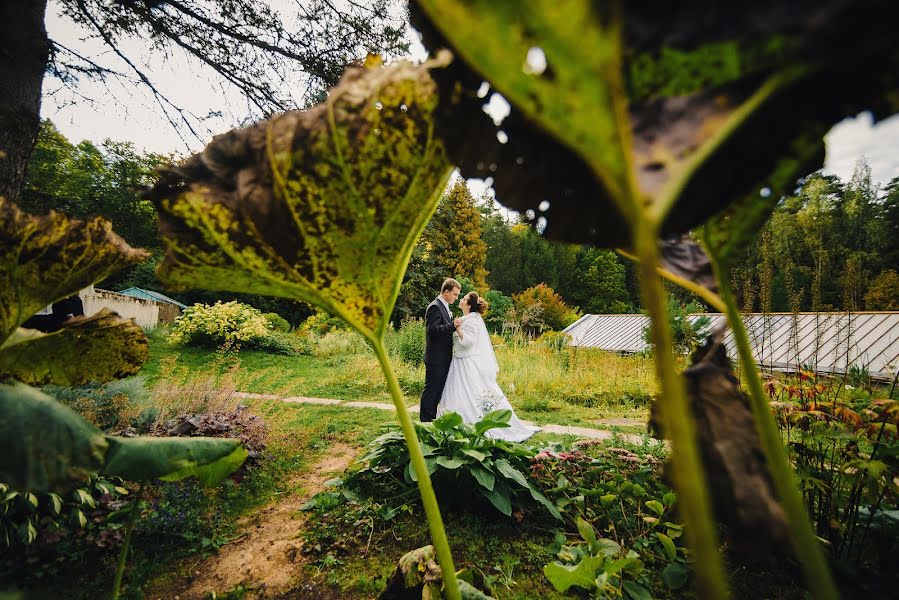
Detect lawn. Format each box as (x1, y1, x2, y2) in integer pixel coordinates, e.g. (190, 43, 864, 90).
(140, 327, 654, 429)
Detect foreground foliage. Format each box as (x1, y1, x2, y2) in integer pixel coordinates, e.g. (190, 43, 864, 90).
(142, 2, 899, 597)
(769, 373, 899, 585)
(324, 411, 561, 521)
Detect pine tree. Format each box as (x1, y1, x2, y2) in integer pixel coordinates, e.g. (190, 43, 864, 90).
(425, 180, 489, 288)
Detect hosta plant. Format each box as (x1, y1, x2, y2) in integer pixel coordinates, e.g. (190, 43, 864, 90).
(532, 447, 689, 598)
(0, 477, 128, 549)
(544, 516, 688, 599)
(342, 410, 561, 521)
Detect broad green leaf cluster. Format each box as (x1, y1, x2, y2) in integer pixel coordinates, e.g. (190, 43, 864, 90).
(1, 195, 248, 598)
(349, 410, 561, 521)
(147, 55, 463, 595)
(0, 477, 127, 549)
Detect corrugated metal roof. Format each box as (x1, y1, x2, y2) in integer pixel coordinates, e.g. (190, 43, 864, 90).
(563, 312, 899, 380)
(118, 287, 188, 309)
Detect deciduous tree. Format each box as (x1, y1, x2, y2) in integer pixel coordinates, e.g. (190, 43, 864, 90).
(0, 0, 408, 203)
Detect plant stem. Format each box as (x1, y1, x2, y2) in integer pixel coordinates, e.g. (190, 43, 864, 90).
(633, 222, 728, 600)
(111, 483, 145, 600)
(616, 248, 727, 313)
(372, 339, 460, 600)
(709, 251, 839, 600)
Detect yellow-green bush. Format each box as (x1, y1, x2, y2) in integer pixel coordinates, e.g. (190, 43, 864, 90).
(169, 301, 271, 347)
(512, 284, 580, 333)
(312, 330, 370, 358)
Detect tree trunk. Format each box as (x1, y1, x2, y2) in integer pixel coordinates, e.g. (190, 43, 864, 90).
(0, 0, 50, 204)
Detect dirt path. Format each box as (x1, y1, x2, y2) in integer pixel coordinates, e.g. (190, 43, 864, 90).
(153, 443, 358, 600)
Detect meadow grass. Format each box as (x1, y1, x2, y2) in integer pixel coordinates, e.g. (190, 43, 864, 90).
(141, 328, 653, 428)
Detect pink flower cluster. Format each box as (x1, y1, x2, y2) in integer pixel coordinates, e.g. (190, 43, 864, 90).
(533, 449, 587, 462)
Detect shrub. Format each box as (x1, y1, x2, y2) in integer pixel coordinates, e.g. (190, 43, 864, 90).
(318, 411, 561, 522)
(768, 378, 899, 569)
(643, 297, 710, 354)
(865, 270, 899, 310)
(1, 477, 129, 551)
(533, 444, 685, 597)
(250, 331, 313, 356)
(483, 290, 513, 333)
(300, 310, 349, 335)
(169, 301, 271, 347)
(539, 331, 571, 352)
(513, 284, 580, 332)
(147, 407, 268, 464)
(43, 376, 152, 431)
(263, 312, 291, 332)
(389, 317, 426, 366)
(313, 330, 370, 358)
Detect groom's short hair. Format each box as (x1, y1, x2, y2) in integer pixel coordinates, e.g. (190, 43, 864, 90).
(441, 278, 461, 292)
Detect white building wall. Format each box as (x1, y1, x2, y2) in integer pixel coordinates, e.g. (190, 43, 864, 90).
(82, 287, 161, 329)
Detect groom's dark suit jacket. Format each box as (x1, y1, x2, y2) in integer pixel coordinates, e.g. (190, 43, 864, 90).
(420, 297, 456, 422)
(423, 298, 454, 364)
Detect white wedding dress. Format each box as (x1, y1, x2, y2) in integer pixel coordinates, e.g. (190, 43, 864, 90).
(437, 313, 539, 442)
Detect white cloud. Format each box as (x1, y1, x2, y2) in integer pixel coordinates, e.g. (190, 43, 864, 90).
(823, 111, 899, 186)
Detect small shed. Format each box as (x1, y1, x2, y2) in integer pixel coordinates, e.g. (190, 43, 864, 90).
(118, 287, 186, 324)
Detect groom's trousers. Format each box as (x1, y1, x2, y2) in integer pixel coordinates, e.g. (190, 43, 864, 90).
(420, 360, 451, 422)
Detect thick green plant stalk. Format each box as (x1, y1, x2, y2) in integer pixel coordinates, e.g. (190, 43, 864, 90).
(371, 339, 460, 600)
(111, 483, 145, 600)
(616, 248, 727, 313)
(634, 221, 729, 600)
(708, 249, 839, 600)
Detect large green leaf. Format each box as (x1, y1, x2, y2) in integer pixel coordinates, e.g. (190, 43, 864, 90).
(410, 1, 633, 246)
(480, 485, 512, 516)
(470, 465, 495, 491)
(0, 198, 148, 345)
(494, 458, 529, 489)
(543, 556, 603, 593)
(474, 409, 512, 436)
(102, 436, 247, 487)
(147, 59, 454, 341)
(411, 1, 899, 246)
(0, 309, 149, 386)
(0, 382, 107, 492)
(415, 0, 634, 219)
(0, 383, 248, 492)
(432, 411, 463, 430)
(527, 485, 563, 521)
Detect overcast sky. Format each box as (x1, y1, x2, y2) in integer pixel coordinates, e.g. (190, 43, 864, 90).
(42, 2, 899, 194)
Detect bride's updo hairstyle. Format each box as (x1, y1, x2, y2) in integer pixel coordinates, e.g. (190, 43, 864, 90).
(464, 291, 488, 314)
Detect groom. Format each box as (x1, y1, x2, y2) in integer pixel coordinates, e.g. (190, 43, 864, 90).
(419, 278, 462, 422)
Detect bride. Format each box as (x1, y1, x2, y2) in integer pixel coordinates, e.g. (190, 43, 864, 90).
(437, 291, 539, 442)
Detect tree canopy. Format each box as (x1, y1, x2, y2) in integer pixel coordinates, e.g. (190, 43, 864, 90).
(0, 0, 409, 203)
(732, 162, 898, 312)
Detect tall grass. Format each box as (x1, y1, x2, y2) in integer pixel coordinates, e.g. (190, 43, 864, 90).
(148, 351, 242, 420)
(496, 343, 657, 412)
(140, 328, 658, 423)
